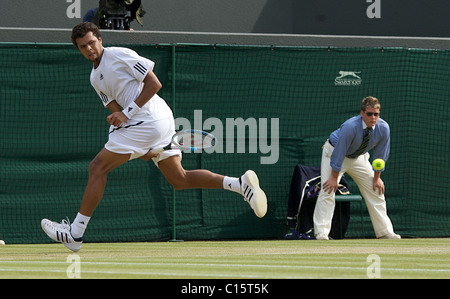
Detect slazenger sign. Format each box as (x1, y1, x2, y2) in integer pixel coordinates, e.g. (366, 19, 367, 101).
(334, 71, 362, 86)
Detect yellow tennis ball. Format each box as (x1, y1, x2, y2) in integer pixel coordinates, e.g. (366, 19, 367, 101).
(372, 159, 385, 170)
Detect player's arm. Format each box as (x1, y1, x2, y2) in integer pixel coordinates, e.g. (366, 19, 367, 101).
(106, 71, 162, 126)
(105, 101, 123, 127)
(106, 100, 122, 114)
(133, 71, 162, 109)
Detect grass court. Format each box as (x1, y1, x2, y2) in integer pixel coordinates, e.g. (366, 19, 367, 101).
(0, 238, 449, 279)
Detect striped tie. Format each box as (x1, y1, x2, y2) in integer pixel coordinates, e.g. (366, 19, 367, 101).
(347, 127, 372, 158)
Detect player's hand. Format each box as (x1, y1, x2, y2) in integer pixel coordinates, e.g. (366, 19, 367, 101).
(106, 112, 128, 127)
(373, 177, 385, 195)
(140, 150, 158, 162)
(322, 177, 338, 194)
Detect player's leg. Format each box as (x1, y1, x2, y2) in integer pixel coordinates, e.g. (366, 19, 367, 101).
(71, 148, 130, 238)
(78, 148, 131, 216)
(346, 154, 399, 239)
(158, 155, 223, 190)
(41, 148, 130, 251)
(158, 155, 267, 218)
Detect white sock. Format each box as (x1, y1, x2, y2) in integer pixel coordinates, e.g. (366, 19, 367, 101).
(223, 176, 242, 194)
(71, 212, 90, 239)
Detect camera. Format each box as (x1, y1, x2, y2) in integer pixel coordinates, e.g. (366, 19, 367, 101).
(94, 0, 145, 30)
(99, 7, 131, 30)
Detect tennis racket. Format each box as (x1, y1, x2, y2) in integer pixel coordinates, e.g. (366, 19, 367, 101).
(150, 129, 217, 154)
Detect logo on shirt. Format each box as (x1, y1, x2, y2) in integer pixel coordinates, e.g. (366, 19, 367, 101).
(334, 71, 362, 86)
(100, 73, 104, 80)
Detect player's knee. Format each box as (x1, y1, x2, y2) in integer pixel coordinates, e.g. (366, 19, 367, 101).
(88, 157, 109, 177)
(88, 160, 101, 177)
(166, 172, 190, 190)
(159, 156, 191, 190)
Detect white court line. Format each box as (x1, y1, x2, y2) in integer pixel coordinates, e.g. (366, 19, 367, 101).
(0, 268, 273, 278)
(1, 260, 449, 273)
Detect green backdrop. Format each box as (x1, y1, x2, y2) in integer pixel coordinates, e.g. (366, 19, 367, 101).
(1, 43, 449, 243)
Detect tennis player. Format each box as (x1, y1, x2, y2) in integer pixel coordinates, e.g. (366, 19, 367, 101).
(313, 96, 400, 240)
(41, 22, 267, 252)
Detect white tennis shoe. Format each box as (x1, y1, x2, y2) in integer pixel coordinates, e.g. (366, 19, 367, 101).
(41, 218, 83, 252)
(240, 170, 267, 218)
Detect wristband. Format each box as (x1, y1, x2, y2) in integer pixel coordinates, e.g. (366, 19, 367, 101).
(122, 101, 140, 119)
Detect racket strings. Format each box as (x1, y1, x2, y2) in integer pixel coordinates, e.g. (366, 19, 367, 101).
(177, 130, 216, 150)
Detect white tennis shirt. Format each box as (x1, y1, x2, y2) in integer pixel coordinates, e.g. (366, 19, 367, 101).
(90, 47, 173, 122)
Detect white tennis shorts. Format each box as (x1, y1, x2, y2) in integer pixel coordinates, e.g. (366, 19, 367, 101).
(104, 116, 182, 166)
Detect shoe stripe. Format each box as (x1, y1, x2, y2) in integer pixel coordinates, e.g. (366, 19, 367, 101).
(242, 184, 254, 202)
(244, 185, 249, 194)
(55, 230, 71, 243)
(248, 192, 253, 201)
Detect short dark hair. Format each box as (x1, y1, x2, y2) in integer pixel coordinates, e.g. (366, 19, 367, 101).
(71, 22, 102, 47)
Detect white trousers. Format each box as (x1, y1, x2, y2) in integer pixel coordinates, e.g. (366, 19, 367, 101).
(313, 140, 395, 239)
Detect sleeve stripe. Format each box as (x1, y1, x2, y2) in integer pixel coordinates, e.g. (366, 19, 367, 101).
(99, 91, 109, 104)
(133, 62, 147, 76)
